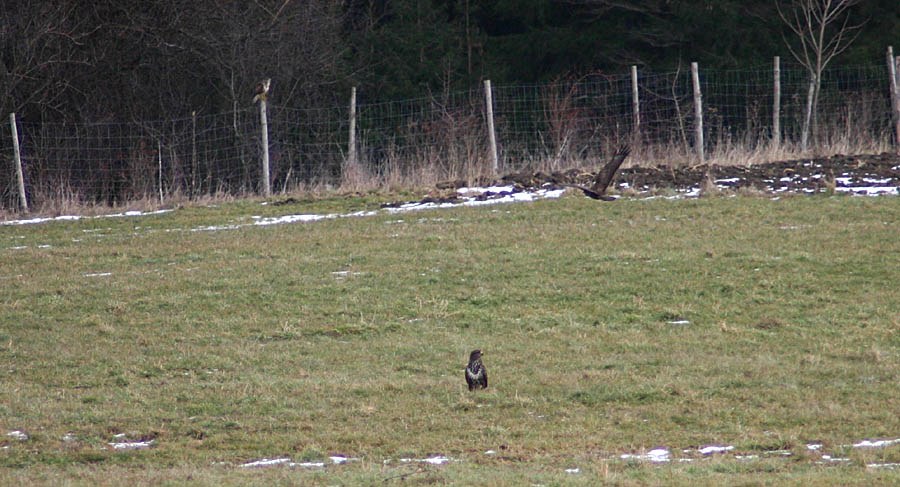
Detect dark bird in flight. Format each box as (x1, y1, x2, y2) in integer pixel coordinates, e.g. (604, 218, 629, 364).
(562, 145, 631, 201)
(465, 350, 487, 391)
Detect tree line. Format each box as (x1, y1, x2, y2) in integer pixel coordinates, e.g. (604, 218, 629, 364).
(2, 0, 897, 126)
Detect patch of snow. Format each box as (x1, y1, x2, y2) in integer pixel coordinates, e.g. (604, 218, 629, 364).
(564, 467, 580, 474)
(2, 215, 81, 226)
(421, 455, 452, 465)
(853, 438, 900, 449)
(83, 272, 112, 278)
(699, 444, 734, 455)
(763, 450, 793, 457)
(254, 214, 331, 225)
(6, 430, 28, 441)
(820, 455, 851, 463)
(861, 177, 894, 184)
(332, 271, 363, 279)
(836, 186, 898, 196)
(621, 448, 670, 463)
(190, 224, 242, 232)
(1, 209, 172, 226)
(485, 450, 497, 455)
(715, 178, 741, 184)
(457, 185, 515, 194)
(667, 320, 690, 325)
(236, 455, 355, 468)
(240, 458, 292, 468)
(806, 443, 822, 451)
(681, 187, 701, 198)
(109, 439, 153, 450)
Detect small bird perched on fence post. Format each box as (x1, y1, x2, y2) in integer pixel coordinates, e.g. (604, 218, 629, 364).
(465, 350, 487, 391)
(252, 78, 271, 104)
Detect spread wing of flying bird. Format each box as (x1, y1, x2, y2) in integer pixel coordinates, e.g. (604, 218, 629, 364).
(252, 78, 271, 104)
(562, 145, 630, 201)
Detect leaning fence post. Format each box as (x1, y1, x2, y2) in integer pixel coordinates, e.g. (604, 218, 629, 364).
(483, 79, 499, 172)
(690, 62, 704, 162)
(887, 46, 900, 151)
(9, 113, 28, 211)
(631, 65, 641, 147)
(773, 56, 781, 148)
(348, 86, 357, 167)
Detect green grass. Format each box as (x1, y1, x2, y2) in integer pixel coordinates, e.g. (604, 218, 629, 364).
(3, 192, 900, 485)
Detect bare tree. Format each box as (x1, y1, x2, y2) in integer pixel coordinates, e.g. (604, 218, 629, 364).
(0, 1, 99, 119)
(775, 0, 866, 151)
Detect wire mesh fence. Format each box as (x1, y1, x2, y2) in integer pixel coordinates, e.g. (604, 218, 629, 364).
(2, 60, 898, 210)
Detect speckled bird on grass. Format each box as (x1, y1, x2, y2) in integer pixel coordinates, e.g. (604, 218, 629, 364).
(465, 350, 487, 391)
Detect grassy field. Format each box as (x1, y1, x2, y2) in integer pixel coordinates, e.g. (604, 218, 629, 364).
(3, 192, 900, 485)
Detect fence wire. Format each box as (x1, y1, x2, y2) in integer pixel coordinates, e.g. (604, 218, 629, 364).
(2, 62, 897, 209)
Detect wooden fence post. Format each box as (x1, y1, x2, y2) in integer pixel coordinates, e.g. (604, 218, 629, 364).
(9, 112, 28, 211)
(773, 56, 781, 148)
(259, 96, 271, 197)
(348, 86, 357, 167)
(887, 46, 900, 151)
(484, 79, 499, 172)
(690, 62, 704, 162)
(157, 139, 164, 202)
(191, 110, 198, 194)
(631, 65, 640, 147)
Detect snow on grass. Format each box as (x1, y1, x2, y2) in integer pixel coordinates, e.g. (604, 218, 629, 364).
(852, 438, 900, 448)
(1, 209, 172, 226)
(239, 457, 292, 468)
(4, 175, 897, 233)
(456, 185, 516, 194)
(238, 455, 357, 469)
(108, 440, 153, 450)
(6, 430, 28, 441)
(184, 186, 565, 233)
(621, 448, 671, 463)
(698, 444, 734, 455)
(238, 455, 358, 469)
(397, 455, 454, 465)
(835, 186, 899, 196)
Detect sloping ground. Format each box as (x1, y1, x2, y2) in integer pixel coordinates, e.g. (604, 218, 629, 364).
(388, 153, 900, 207)
(502, 152, 900, 197)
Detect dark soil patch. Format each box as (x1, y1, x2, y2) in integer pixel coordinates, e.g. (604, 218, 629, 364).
(517, 152, 900, 195)
(420, 153, 900, 205)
